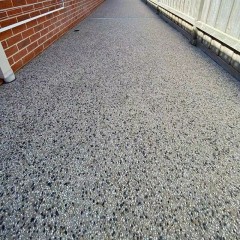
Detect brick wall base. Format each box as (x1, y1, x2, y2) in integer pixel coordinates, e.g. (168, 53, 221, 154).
(0, 0, 104, 73)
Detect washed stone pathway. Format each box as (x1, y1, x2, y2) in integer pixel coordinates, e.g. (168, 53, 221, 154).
(1, 0, 240, 239)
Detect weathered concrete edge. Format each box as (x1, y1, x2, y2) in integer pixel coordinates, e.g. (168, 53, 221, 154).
(144, 0, 240, 81)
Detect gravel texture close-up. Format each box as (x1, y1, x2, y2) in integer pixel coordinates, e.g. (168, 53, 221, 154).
(0, 0, 240, 239)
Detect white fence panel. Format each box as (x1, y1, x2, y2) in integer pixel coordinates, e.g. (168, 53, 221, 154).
(200, 0, 211, 23)
(155, 0, 240, 52)
(215, 0, 234, 32)
(206, 0, 221, 27)
(226, 0, 240, 39)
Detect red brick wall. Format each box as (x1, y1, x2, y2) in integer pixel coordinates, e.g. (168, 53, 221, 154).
(0, 0, 104, 72)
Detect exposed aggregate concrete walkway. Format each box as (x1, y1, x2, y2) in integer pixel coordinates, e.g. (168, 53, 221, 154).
(1, 0, 240, 239)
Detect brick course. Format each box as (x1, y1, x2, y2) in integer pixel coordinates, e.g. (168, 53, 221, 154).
(0, 0, 104, 72)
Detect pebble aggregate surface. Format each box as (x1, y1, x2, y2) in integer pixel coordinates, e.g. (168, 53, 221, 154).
(1, 0, 240, 239)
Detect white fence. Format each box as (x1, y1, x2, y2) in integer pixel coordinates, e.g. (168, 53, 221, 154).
(152, 0, 240, 53)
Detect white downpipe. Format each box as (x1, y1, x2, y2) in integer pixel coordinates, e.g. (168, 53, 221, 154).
(0, 42, 15, 83)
